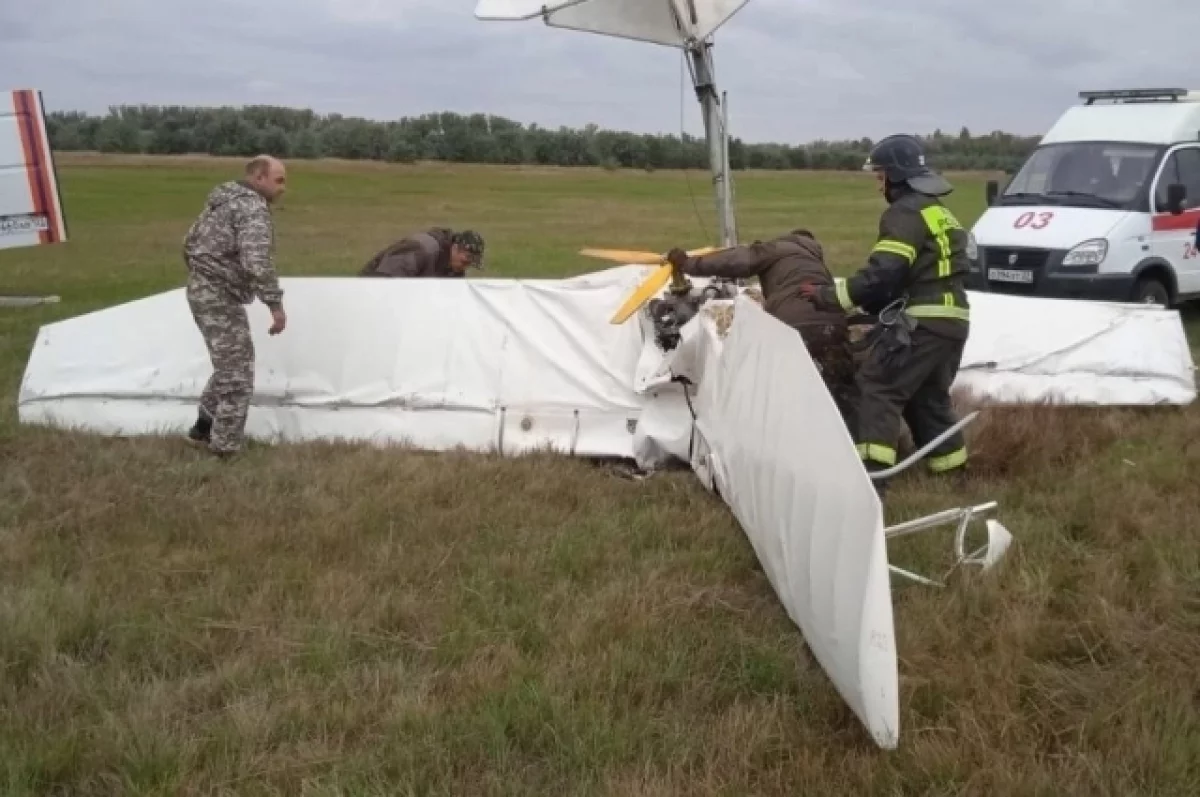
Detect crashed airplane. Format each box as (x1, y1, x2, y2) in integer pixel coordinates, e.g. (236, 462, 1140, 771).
(13, 0, 1200, 752)
(17, 266, 1196, 748)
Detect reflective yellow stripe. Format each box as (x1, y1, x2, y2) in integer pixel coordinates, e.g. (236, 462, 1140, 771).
(871, 239, 917, 263)
(919, 205, 961, 279)
(928, 447, 967, 473)
(907, 304, 970, 321)
(856, 443, 897, 467)
(835, 278, 854, 311)
(910, 204, 968, 319)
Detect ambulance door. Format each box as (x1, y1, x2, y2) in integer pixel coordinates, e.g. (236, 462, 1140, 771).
(1150, 144, 1200, 296)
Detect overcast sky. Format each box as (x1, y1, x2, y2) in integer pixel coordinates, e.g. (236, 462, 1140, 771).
(3, 0, 1198, 144)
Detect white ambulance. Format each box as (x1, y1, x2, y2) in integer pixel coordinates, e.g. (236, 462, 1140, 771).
(967, 88, 1200, 307)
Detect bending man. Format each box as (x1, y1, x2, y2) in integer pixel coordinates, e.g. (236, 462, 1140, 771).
(665, 229, 858, 427)
(359, 228, 485, 277)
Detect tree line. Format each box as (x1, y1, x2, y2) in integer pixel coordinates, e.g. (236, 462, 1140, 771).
(46, 105, 1038, 172)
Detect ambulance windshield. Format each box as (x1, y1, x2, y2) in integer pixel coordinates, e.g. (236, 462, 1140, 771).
(1000, 141, 1163, 210)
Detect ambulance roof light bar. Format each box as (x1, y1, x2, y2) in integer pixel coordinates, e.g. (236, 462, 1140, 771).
(1079, 88, 1190, 105)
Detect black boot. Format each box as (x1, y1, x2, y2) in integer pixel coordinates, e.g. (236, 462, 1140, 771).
(186, 411, 212, 445)
(938, 464, 970, 489)
(864, 460, 890, 501)
(870, 477, 889, 502)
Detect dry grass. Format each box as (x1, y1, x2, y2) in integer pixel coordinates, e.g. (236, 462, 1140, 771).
(1, 156, 1198, 795)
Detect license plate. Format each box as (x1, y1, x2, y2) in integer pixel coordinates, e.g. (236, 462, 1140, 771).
(988, 268, 1034, 284)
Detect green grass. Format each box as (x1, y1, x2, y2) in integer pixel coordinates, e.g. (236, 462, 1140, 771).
(1, 153, 1199, 795)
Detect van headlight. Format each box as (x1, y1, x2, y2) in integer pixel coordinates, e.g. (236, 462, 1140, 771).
(966, 231, 979, 261)
(1062, 239, 1108, 267)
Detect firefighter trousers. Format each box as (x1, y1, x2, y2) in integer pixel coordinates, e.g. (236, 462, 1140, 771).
(853, 323, 967, 475)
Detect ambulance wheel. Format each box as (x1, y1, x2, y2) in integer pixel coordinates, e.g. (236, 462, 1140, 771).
(1131, 276, 1169, 307)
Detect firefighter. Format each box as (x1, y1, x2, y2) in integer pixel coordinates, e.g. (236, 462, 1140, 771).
(801, 134, 970, 493)
(665, 229, 858, 429)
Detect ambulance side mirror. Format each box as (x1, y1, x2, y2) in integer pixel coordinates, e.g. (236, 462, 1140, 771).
(1166, 183, 1187, 215)
(985, 180, 999, 206)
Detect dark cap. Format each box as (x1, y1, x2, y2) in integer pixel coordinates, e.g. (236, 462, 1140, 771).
(452, 229, 485, 268)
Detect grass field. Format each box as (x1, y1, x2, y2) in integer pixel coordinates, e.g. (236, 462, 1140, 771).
(2, 153, 1199, 795)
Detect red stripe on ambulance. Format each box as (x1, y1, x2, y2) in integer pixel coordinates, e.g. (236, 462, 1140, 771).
(1151, 207, 1200, 233)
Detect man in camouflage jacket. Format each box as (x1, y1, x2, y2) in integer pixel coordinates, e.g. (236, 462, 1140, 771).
(182, 155, 288, 458)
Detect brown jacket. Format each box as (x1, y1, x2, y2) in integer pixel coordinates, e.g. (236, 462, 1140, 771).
(681, 232, 846, 329)
(359, 227, 461, 278)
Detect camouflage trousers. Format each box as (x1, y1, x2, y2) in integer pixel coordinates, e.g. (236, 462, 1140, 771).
(187, 278, 255, 455)
(797, 322, 859, 431)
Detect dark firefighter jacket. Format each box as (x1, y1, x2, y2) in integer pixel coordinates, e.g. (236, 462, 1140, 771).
(359, 228, 461, 278)
(680, 232, 847, 330)
(819, 190, 971, 339)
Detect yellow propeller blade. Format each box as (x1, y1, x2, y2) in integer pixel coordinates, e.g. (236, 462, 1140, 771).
(579, 245, 725, 265)
(589, 244, 733, 325)
(579, 248, 665, 265)
(610, 264, 673, 324)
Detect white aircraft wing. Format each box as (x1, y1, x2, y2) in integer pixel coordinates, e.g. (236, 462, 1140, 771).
(474, 0, 752, 47)
(474, 0, 589, 20)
